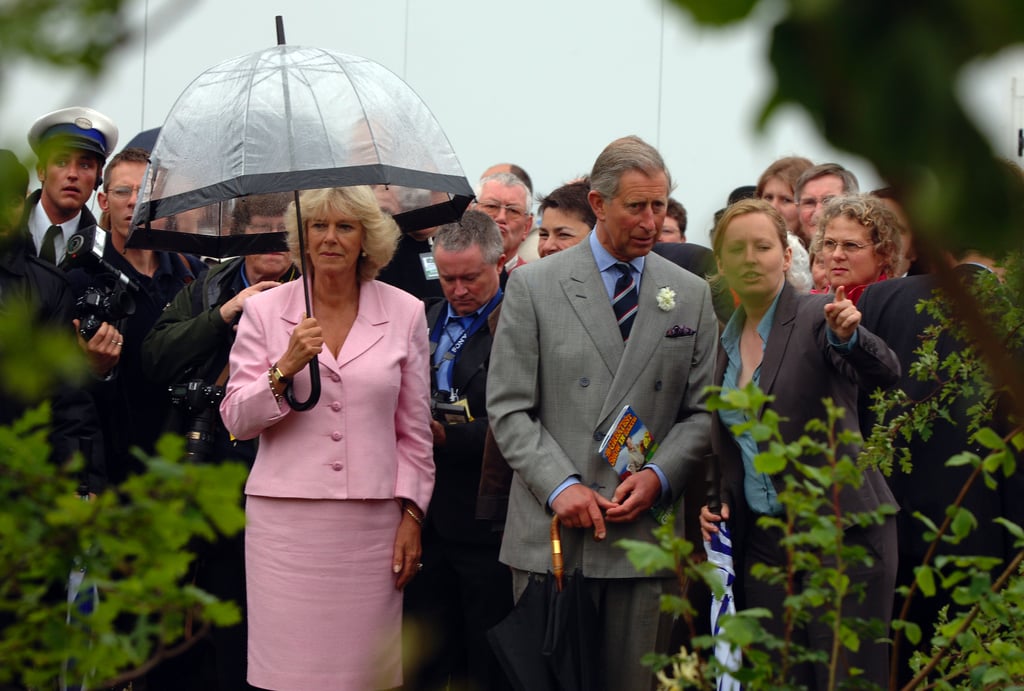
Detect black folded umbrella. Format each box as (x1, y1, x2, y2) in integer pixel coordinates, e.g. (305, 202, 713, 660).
(487, 517, 605, 691)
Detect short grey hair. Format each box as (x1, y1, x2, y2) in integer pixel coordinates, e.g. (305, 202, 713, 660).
(795, 162, 860, 199)
(475, 172, 532, 214)
(433, 209, 505, 265)
(589, 135, 672, 200)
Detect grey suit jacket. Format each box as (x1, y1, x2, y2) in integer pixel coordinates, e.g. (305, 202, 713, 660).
(486, 241, 718, 578)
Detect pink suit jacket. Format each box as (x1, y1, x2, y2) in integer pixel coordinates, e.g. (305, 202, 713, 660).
(220, 279, 435, 513)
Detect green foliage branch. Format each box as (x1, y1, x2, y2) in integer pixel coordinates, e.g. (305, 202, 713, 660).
(0, 298, 247, 689)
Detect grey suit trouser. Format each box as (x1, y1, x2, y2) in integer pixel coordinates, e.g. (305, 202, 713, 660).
(513, 568, 677, 691)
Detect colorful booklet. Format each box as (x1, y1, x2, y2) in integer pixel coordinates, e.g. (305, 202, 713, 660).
(598, 405, 674, 525)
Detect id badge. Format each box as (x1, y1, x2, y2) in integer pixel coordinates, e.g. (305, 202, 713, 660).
(420, 252, 439, 281)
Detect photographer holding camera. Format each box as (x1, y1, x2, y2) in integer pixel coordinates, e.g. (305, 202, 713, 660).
(64, 147, 207, 486)
(140, 192, 297, 690)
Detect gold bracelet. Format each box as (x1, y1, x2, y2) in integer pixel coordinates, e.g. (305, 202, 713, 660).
(268, 366, 284, 403)
(403, 504, 424, 526)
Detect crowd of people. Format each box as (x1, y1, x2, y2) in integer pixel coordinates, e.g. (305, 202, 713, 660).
(1, 104, 1020, 691)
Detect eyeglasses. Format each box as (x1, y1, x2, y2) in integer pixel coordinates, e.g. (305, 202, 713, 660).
(820, 238, 872, 255)
(799, 195, 835, 210)
(247, 222, 288, 233)
(477, 201, 527, 221)
(107, 185, 141, 200)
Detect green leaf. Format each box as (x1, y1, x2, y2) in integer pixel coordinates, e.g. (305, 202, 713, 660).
(838, 622, 860, 652)
(753, 450, 785, 475)
(903, 620, 923, 646)
(720, 611, 765, 647)
(993, 518, 1024, 544)
(617, 540, 675, 574)
(945, 452, 979, 467)
(915, 565, 937, 597)
(949, 507, 978, 540)
(974, 427, 1006, 451)
(669, 0, 760, 26)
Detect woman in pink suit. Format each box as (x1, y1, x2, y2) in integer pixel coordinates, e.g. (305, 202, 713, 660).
(220, 186, 434, 690)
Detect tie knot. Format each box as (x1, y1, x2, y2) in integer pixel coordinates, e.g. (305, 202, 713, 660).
(449, 314, 474, 330)
(615, 262, 632, 278)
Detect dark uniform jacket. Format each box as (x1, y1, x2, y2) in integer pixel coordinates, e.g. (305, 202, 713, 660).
(0, 236, 106, 490)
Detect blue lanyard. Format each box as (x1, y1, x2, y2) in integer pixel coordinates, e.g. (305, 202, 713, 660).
(429, 289, 502, 381)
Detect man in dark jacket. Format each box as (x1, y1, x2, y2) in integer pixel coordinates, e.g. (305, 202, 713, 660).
(63, 147, 207, 484)
(0, 148, 106, 490)
(403, 210, 512, 691)
(858, 258, 1024, 686)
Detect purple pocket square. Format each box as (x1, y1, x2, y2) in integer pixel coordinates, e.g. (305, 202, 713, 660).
(665, 324, 696, 338)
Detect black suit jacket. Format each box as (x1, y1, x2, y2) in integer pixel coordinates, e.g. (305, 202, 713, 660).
(714, 282, 900, 605)
(377, 234, 443, 300)
(426, 298, 500, 544)
(858, 274, 1024, 566)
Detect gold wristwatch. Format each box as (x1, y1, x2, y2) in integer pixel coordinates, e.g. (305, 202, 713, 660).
(270, 364, 290, 386)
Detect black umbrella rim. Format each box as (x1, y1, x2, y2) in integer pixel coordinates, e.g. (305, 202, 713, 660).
(126, 165, 475, 257)
(135, 165, 473, 220)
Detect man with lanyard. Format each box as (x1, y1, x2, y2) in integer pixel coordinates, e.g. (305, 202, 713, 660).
(403, 210, 512, 691)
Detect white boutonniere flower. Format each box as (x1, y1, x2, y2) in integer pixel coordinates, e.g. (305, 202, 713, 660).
(656, 287, 676, 311)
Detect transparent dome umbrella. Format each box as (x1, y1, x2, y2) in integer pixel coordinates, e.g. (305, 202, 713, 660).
(127, 38, 474, 409)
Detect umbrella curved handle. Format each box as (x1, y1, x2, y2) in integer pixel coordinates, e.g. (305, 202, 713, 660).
(285, 356, 322, 411)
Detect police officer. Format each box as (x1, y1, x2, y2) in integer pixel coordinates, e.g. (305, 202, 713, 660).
(0, 148, 106, 489)
(25, 106, 118, 266)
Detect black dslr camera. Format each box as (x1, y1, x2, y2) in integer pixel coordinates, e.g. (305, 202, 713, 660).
(60, 225, 140, 341)
(430, 389, 470, 425)
(168, 380, 225, 462)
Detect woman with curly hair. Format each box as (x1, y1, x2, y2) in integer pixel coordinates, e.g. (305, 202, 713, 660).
(813, 193, 903, 305)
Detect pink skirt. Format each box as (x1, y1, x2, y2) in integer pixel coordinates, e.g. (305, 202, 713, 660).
(245, 496, 402, 690)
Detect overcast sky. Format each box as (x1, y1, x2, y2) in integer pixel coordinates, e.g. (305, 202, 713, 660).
(2, 0, 1021, 246)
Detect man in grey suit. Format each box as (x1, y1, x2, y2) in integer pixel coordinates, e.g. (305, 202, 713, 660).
(486, 136, 717, 690)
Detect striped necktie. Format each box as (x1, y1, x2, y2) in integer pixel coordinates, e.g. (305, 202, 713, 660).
(612, 262, 638, 341)
(40, 224, 62, 264)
